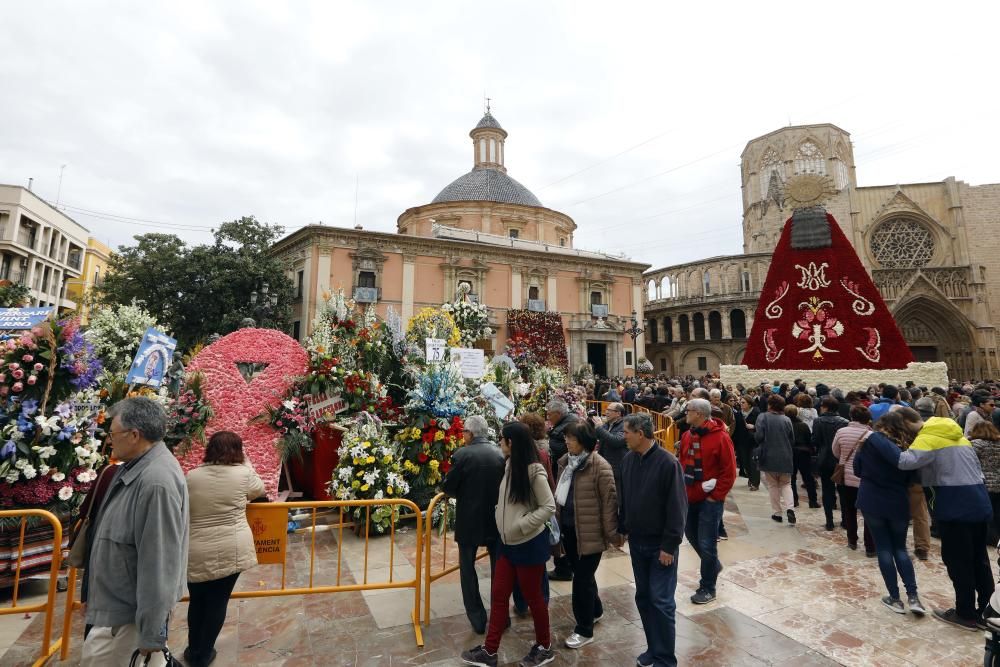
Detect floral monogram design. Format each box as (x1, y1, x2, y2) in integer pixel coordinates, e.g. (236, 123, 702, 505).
(794, 262, 831, 291)
(792, 297, 845, 360)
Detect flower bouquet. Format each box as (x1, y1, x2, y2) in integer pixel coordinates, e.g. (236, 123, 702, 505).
(405, 307, 460, 354)
(394, 415, 464, 489)
(329, 413, 410, 534)
(164, 370, 214, 456)
(85, 301, 165, 380)
(441, 298, 492, 348)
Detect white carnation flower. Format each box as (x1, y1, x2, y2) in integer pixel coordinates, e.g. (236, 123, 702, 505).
(51, 471, 65, 482)
(22, 465, 37, 479)
(58, 486, 74, 501)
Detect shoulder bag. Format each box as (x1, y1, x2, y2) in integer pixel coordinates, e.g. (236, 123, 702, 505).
(66, 463, 118, 568)
(129, 648, 183, 667)
(831, 432, 868, 485)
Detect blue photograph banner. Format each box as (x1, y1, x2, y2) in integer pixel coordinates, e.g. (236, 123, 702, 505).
(126, 327, 178, 388)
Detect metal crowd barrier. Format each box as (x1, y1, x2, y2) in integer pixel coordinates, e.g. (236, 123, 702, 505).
(56, 498, 425, 661)
(585, 401, 678, 454)
(421, 492, 489, 625)
(0, 509, 64, 667)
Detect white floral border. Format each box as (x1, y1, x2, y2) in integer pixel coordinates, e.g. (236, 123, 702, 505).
(719, 362, 949, 390)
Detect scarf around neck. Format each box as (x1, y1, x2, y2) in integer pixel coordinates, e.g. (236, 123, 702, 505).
(555, 452, 589, 506)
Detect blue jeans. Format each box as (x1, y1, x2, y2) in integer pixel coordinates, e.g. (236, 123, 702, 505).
(685, 499, 724, 594)
(629, 541, 678, 667)
(863, 513, 918, 599)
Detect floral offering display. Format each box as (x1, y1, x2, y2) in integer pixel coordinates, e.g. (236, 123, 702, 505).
(403, 362, 468, 419)
(329, 413, 410, 533)
(259, 390, 314, 462)
(637, 357, 655, 375)
(163, 370, 214, 456)
(505, 309, 568, 372)
(0, 318, 106, 520)
(176, 328, 308, 499)
(441, 291, 492, 347)
(85, 301, 165, 379)
(394, 415, 464, 489)
(405, 307, 461, 352)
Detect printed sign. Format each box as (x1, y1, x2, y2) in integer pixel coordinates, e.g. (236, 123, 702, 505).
(247, 504, 288, 564)
(0, 308, 53, 330)
(481, 382, 515, 420)
(126, 328, 178, 388)
(425, 337, 446, 363)
(450, 347, 485, 379)
(304, 391, 347, 420)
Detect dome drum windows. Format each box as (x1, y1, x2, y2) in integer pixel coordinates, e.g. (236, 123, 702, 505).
(794, 141, 826, 176)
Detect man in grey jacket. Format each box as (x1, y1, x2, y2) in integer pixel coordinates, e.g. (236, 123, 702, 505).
(591, 402, 627, 488)
(82, 397, 189, 666)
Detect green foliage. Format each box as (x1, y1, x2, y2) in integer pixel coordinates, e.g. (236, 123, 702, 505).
(96, 216, 293, 350)
(0, 281, 31, 307)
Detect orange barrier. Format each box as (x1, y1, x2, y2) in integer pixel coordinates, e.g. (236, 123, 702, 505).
(421, 492, 489, 625)
(57, 499, 425, 660)
(585, 401, 678, 454)
(0, 509, 64, 667)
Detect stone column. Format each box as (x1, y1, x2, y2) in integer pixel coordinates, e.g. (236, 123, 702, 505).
(671, 317, 681, 343)
(547, 275, 558, 311)
(688, 314, 696, 342)
(314, 252, 332, 324)
(511, 268, 522, 309)
(401, 254, 415, 323)
(722, 310, 731, 339)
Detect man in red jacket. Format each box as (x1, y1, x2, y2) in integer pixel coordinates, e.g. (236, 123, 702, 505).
(679, 398, 737, 605)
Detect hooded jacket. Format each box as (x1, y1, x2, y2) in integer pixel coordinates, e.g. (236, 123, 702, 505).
(678, 417, 737, 504)
(898, 417, 992, 522)
(812, 412, 849, 476)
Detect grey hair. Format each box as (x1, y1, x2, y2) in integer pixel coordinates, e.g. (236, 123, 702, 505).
(831, 388, 845, 400)
(686, 398, 712, 418)
(708, 388, 722, 399)
(110, 396, 167, 443)
(623, 413, 654, 439)
(691, 387, 709, 400)
(465, 415, 489, 438)
(545, 398, 569, 415)
(607, 402, 625, 414)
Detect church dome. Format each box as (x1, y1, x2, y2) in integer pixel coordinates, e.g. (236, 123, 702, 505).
(432, 167, 543, 207)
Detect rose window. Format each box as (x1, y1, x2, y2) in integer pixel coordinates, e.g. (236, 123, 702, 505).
(869, 217, 935, 268)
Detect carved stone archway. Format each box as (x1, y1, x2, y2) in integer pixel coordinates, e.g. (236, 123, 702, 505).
(893, 295, 977, 379)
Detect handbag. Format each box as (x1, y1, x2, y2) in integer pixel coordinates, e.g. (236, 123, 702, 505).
(831, 433, 868, 485)
(66, 463, 118, 568)
(129, 648, 183, 667)
(545, 515, 561, 546)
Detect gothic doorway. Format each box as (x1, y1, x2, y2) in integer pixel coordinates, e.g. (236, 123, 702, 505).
(587, 343, 608, 377)
(894, 295, 976, 379)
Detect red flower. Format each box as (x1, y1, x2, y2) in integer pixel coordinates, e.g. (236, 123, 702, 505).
(440, 460, 451, 474)
(417, 452, 429, 463)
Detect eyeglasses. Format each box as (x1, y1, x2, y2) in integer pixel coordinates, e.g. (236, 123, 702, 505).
(108, 428, 135, 439)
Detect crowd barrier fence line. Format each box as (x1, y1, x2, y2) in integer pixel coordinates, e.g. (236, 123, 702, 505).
(56, 498, 424, 661)
(0, 509, 63, 667)
(421, 492, 489, 625)
(585, 401, 677, 454)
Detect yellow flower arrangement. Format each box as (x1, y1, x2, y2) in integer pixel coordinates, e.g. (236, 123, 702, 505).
(405, 307, 461, 349)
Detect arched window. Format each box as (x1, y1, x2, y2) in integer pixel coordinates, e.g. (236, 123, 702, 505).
(703, 272, 711, 296)
(693, 313, 706, 341)
(794, 141, 826, 175)
(648, 318, 659, 343)
(664, 316, 673, 343)
(758, 148, 785, 202)
(708, 311, 722, 340)
(730, 309, 747, 339)
(670, 277, 678, 298)
(647, 280, 657, 302)
(479, 138, 487, 163)
(740, 270, 751, 292)
(489, 139, 497, 163)
(678, 314, 690, 342)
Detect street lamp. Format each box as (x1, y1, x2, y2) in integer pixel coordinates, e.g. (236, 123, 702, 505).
(248, 282, 279, 328)
(625, 309, 644, 377)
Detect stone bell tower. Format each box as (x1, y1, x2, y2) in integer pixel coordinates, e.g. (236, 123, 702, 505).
(740, 124, 857, 254)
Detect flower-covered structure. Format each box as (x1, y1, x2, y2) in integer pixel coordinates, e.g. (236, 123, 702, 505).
(163, 370, 213, 456)
(85, 301, 165, 379)
(329, 413, 410, 533)
(176, 328, 308, 498)
(405, 307, 461, 352)
(0, 318, 105, 527)
(505, 309, 568, 373)
(442, 296, 492, 348)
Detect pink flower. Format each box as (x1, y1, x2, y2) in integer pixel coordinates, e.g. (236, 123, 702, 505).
(12, 369, 23, 380)
(21, 354, 33, 363)
(8, 363, 19, 371)
(33, 363, 43, 372)
(0, 386, 8, 396)
(26, 376, 36, 386)
(30, 327, 43, 336)
(12, 382, 23, 393)
(0, 374, 6, 383)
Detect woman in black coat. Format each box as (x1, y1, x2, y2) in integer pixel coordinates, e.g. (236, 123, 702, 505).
(733, 395, 760, 490)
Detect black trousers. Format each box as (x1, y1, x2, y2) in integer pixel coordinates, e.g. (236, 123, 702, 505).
(458, 540, 497, 632)
(819, 474, 838, 526)
(791, 450, 817, 506)
(937, 520, 995, 621)
(838, 485, 874, 551)
(187, 572, 240, 665)
(562, 526, 603, 637)
(990, 492, 1000, 545)
(736, 440, 759, 488)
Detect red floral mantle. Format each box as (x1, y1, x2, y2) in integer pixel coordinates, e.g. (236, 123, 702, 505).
(743, 212, 914, 371)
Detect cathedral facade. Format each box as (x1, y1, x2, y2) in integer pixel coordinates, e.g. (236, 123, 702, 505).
(644, 123, 1000, 380)
(271, 112, 650, 377)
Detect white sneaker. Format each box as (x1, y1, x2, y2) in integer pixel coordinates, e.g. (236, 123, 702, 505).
(564, 633, 594, 649)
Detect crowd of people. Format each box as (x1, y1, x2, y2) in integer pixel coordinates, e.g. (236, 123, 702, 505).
(70, 373, 1000, 667)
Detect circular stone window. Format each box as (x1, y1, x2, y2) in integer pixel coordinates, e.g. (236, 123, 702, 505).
(869, 217, 935, 268)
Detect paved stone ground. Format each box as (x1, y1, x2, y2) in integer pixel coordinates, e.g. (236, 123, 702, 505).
(0, 482, 989, 666)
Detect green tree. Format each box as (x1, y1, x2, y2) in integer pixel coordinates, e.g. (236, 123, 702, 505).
(97, 216, 293, 350)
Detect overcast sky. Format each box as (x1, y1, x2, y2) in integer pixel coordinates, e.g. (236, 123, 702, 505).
(3, 1, 998, 269)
